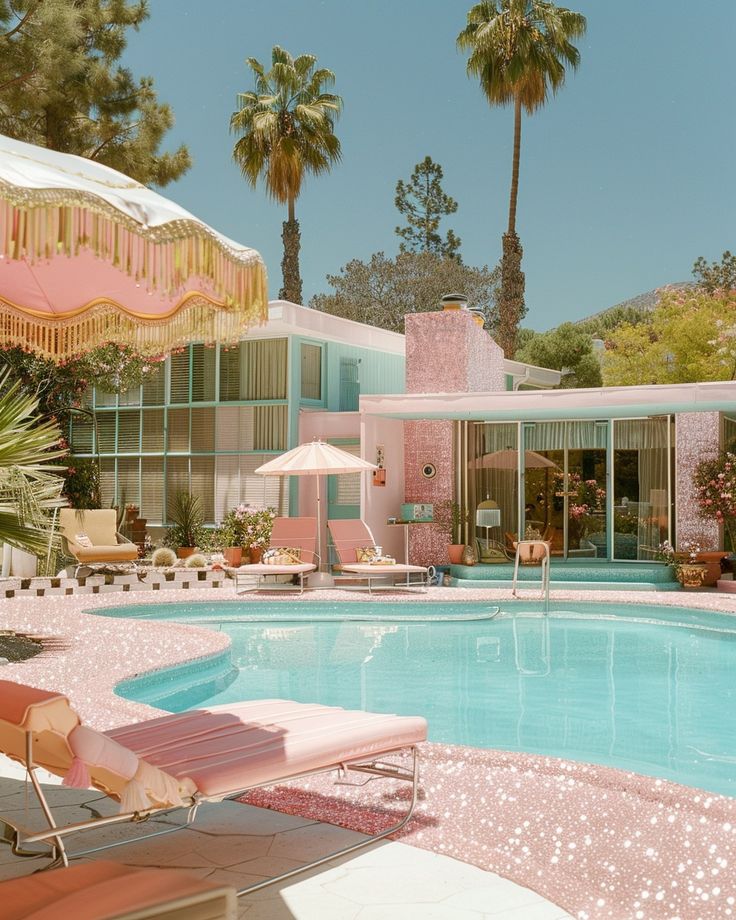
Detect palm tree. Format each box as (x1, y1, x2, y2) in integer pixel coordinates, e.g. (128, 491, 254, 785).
(457, 1, 586, 357)
(0, 369, 66, 559)
(231, 46, 342, 304)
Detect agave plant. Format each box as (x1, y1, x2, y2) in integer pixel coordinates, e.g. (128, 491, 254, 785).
(0, 369, 67, 558)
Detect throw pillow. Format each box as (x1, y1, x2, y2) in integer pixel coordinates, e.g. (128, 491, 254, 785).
(355, 546, 379, 562)
(263, 547, 302, 565)
(74, 532, 93, 548)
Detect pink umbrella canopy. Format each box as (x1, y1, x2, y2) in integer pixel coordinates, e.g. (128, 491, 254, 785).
(0, 134, 268, 361)
(469, 449, 560, 471)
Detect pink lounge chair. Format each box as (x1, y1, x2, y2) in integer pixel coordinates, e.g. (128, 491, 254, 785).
(328, 519, 429, 592)
(2, 860, 236, 920)
(0, 680, 426, 898)
(235, 516, 318, 594)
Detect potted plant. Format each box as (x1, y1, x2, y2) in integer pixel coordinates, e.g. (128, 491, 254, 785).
(658, 540, 708, 588)
(222, 504, 277, 564)
(164, 492, 205, 558)
(218, 515, 243, 567)
(434, 500, 469, 565)
(693, 451, 736, 581)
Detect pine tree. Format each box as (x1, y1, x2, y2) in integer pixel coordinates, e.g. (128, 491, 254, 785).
(394, 156, 461, 261)
(0, 0, 190, 186)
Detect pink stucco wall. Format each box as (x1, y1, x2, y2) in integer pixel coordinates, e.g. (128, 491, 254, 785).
(675, 411, 720, 550)
(403, 310, 506, 564)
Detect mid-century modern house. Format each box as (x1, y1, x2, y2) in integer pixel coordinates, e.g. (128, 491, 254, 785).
(70, 299, 736, 574)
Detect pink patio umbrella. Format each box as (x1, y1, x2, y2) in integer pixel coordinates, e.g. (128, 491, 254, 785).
(469, 449, 560, 470)
(256, 440, 377, 587)
(0, 134, 267, 361)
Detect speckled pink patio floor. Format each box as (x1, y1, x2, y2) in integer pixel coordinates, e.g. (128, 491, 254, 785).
(2, 586, 736, 920)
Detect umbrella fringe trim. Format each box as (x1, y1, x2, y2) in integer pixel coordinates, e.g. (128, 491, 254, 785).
(0, 293, 268, 360)
(0, 199, 266, 306)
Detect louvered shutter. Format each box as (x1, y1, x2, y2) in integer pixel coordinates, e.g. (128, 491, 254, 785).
(96, 413, 116, 453)
(332, 442, 361, 506)
(142, 365, 165, 406)
(69, 415, 94, 454)
(191, 407, 215, 452)
(117, 457, 140, 508)
(140, 457, 164, 524)
(165, 457, 189, 520)
(117, 410, 141, 453)
(218, 346, 241, 401)
(169, 349, 190, 403)
(167, 408, 189, 452)
(191, 344, 216, 402)
(191, 456, 215, 522)
(142, 409, 165, 451)
(99, 458, 116, 508)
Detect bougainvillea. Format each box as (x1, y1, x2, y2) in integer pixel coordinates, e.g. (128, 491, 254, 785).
(694, 451, 736, 550)
(221, 505, 277, 548)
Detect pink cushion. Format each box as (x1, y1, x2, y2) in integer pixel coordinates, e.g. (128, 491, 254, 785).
(238, 563, 315, 574)
(2, 860, 234, 920)
(107, 700, 427, 798)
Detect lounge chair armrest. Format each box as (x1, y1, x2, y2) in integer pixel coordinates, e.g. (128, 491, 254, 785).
(116, 532, 134, 545)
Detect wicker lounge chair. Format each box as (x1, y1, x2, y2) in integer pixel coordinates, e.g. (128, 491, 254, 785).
(0, 680, 426, 897)
(328, 519, 429, 592)
(234, 516, 317, 594)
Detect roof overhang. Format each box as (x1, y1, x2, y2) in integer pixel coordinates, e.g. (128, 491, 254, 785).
(360, 380, 736, 422)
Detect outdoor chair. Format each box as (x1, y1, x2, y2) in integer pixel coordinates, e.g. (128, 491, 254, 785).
(328, 519, 429, 592)
(0, 679, 426, 898)
(2, 860, 237, 920)
(58, 509, 138, 576)
(234, 516, 318, 594)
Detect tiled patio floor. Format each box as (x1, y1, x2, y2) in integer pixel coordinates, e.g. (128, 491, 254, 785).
(0, 775, 572, 919)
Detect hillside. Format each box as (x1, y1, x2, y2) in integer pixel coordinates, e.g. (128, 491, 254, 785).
(576, 282, 695, 333)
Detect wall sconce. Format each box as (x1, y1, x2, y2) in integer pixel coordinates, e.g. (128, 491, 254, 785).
(373, 444, 386, 486)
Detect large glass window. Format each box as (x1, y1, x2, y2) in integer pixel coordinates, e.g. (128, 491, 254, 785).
(468, 423, 519, 554)
(612, 417, 671, 560)
(76, 339, 290, 524)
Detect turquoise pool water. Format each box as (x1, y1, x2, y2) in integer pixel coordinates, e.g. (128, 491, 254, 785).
(103, 601, 736, 797)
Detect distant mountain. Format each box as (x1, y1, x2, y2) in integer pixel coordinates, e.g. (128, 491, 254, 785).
(574, 282, 696, 335)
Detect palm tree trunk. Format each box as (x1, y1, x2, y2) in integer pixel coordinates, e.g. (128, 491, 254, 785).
(507, 95, 522, 234)
(280, 196, 302, 303)
(497, 93, 526, 359)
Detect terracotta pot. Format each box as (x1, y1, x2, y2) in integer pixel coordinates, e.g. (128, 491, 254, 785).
(448, 544, 465, 565)
(223, 546, 242, 567)
(695, 551, 729, 587)
(176, 546, 197, 559)
(248, 545, 264, 565)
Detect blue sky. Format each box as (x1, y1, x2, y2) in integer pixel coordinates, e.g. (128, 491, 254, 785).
(123, 0, 735, 330)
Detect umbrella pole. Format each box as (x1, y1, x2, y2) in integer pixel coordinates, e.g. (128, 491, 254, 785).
(308, 473, 334, 588)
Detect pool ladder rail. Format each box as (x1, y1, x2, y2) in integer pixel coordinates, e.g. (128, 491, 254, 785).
(511, 541, 550, 614)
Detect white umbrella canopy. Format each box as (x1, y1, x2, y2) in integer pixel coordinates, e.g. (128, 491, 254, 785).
(256, 440, 377, 585)
(255, 440, 377, 476)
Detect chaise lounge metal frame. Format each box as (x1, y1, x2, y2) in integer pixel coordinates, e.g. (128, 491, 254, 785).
(0, 681, 426, 898)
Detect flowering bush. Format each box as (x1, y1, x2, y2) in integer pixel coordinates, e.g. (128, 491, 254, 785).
(694, 451, 736, 550)
(221, 504, 277, 548)
(553, 471, 606, 537)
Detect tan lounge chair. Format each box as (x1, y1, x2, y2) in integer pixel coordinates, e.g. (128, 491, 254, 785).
(328, 519, 429, 592)
(0, 680, 426, 897)
(2, 860, 236, 920)
(234, 516, 318, 594)
(59, 509, 138, 574)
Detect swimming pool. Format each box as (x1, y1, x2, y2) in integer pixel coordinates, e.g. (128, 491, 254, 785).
(103, 600, 736, 797)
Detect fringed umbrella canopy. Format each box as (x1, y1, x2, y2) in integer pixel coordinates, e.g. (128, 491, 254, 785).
(0, 134, 268, 361)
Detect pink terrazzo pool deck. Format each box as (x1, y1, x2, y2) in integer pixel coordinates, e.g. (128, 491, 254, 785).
(2, 586, 736, 920)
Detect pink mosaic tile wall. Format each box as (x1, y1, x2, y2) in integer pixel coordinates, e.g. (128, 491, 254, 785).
(404, 310, 506, 564)
(676, 411, 720, 550)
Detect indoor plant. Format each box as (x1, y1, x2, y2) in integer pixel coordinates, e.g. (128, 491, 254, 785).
(164, 492, 206, 558)
(693, 451, 736, 581)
